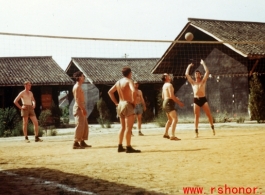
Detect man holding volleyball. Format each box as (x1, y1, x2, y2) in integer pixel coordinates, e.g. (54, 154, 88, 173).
(185, 59, 215, 138)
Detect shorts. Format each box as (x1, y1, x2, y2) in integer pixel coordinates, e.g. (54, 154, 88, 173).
(117, 101, 135, 118)
(134, 103, 143, 115)
(163, 99, 176, 113)
(21, 105, 36, 117)
(194, 97, 207, 107)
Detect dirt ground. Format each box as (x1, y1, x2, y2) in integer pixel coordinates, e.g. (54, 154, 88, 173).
(0, 122, 264, 195)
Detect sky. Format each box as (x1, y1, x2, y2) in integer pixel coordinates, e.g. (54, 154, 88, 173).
(0, 0, 265, 70)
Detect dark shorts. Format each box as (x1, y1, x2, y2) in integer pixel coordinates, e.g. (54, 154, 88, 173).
(194, 97, 207, 107)
(163, 99, 175, 113)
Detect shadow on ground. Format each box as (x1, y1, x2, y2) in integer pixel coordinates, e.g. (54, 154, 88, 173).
(0, 167, 166, 195)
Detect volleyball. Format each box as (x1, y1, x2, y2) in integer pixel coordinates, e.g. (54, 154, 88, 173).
(185, 32, 194, 41)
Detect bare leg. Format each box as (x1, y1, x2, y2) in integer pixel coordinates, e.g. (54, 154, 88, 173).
(202, 103, 215, 135)
(137, 114, 142, 130)
(168, 110, 178, 137)
(118, 117, 126, 145)
(164, 113, 172, 136)
(125, 114, 135, 146)
(193, 104, 200, 138)
(30, 116, 39, 136)
(22, 117, 29, 137)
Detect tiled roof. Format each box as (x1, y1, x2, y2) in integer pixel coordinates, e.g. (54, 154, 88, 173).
(66, 58, 161, 84)
(189, 18, 265, 57)
(152, 18, 265, 74)
(0, 56, 74, 86)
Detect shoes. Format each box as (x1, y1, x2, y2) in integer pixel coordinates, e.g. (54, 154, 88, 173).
(35, 137, 43, 142)
(73, 142, 85, 149)
(163, 135, 170, 139)
(80, 140, 92, 147)
(138, 131, 144, 136)
(170, 136, 181, 141)
(126, 146, 141, 153)
(118, 144, 126, 152)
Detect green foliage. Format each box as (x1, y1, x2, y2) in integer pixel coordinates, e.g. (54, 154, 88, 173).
(51, 101, 61, 127)
(213, 111, 229, 123)
(153, 111, 167, 127)
(142, 97, 154, 123)
(60, 105, 69, 118)
(249, 73, 265, 123)
(236, 117, 245, 123)
(153, 89, 167, 127)
(97, 98, 111, 128)
(39, 109, 52, 135)
(0, 107, 21, 137)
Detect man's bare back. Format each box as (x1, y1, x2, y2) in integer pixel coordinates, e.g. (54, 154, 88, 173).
(116, 77, 135, 104)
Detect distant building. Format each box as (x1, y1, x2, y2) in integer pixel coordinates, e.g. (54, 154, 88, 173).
(152, 18, 265, 119)
(0, 56, 74, 123)
(65, 57, 163, 122)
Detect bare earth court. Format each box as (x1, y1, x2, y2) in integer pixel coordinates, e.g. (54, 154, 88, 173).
(0, 122, 264, 195)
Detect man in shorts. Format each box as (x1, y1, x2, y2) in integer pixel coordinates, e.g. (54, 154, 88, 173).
(108, 66, 141, 153)
(14, 81, 42, 143)
(185, 59, 215, 138)
(133, 81, 146, 136)
(162, 74, 184, 140)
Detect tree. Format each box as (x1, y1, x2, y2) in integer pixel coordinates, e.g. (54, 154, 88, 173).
(249, 73, 265, 123)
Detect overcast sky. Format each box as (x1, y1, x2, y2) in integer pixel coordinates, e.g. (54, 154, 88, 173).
(0, 0, 264, 69)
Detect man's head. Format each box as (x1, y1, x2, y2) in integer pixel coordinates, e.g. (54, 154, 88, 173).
(161, 73, 171, 82)
(122, 66, 132, 77)
(195, 70, 202, 79)
(134, 81, 139, 88)
(73, 71, 84, 82)
(24, 81, 32, 90)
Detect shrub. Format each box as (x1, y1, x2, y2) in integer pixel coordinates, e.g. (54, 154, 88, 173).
(97, 98, 111, 128)
(0, 107, 21, 137)
(249, 73, 265, 123)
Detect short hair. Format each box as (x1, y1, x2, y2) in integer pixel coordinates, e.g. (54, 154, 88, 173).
(161, 73, 168, 82)
(122, 66, 131, 77)
(195, 70, 201, 74)
(24, 81, 31, 86)
(73, 71, 83, 81)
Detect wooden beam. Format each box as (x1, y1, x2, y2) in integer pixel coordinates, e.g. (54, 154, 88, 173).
(249, 59, 259, 76)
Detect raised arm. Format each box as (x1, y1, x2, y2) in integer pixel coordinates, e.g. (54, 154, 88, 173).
(185, 63, 195, 84)
(200, 59, 209, 82)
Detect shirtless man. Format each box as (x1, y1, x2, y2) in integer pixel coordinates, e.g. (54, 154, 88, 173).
(108, 66, 141, 153)
(72, 71, 91, 149)
(14, 81, 42, 143)
(133, 81, 146, 136)
(185, 59, 215, 138)
(162, 74, 184, 140)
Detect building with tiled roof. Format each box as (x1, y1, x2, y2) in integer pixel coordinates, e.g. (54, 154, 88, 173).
(0, 56, 74, 121)
(151, 18, 265, 118)
(65, 58, 163, 122)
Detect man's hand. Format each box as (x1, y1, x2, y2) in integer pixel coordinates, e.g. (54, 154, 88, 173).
(200, 59, 205, 65)
(82, 109, 87, 116)
(178, 101, 184, 108)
